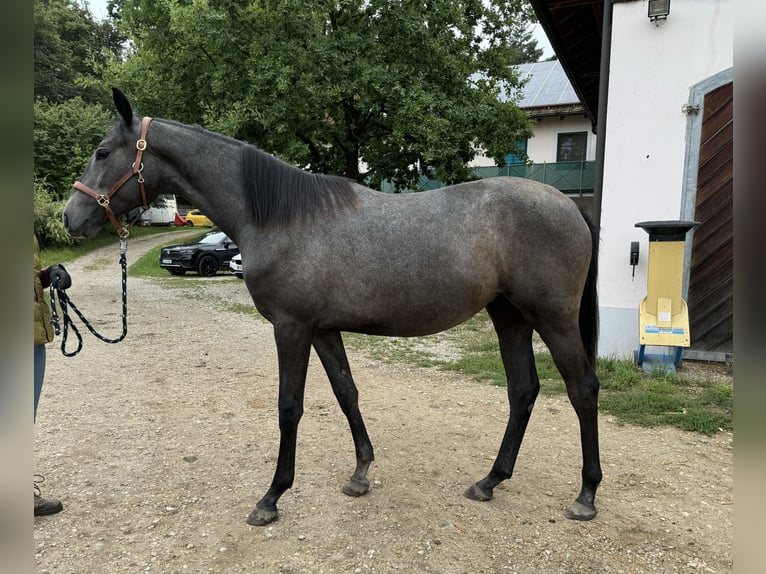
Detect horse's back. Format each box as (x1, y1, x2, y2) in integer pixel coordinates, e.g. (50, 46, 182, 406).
(352, 177, 590, 269)
(357, 176, 584, 228)
(253, 176, 593, 336)
(373, 177, 591, 313)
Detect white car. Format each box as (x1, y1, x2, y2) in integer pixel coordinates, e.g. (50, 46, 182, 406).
(229, 252, 243, 278)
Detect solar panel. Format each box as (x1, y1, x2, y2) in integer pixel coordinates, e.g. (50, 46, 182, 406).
(512, 61, 580, 108)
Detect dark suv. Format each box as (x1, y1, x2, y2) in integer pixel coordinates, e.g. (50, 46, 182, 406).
(159, 230, 239, 277)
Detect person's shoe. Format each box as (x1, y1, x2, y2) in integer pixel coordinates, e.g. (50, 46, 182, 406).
(34, 494, 63, 516)
(34, 475, 63, 516)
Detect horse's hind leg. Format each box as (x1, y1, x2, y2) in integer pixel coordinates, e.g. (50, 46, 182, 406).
(536, 321, 602, 521)
(465, 296, 540, 502)
(313, 331, 375, 497)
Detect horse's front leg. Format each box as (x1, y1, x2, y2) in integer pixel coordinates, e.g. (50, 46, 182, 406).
(313, 331, 374, 497)
(247, 322, 313, 526)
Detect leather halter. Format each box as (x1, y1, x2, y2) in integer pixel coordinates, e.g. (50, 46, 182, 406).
(73, 116, 153, 238)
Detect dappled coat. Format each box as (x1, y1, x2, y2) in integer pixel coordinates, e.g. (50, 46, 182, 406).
(34, 233, 54, 346)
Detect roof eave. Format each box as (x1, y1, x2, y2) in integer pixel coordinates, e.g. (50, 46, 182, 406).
(523, 103, 586, 118)
(528, 0, 604, 124)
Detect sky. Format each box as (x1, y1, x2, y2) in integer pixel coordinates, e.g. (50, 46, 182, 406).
(84, 0, 108, 20)
(531, 23, 555, 59)
(83, 0, 554, 59)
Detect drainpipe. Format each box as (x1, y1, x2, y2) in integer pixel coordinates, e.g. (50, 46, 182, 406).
(592, 0, 614, 231)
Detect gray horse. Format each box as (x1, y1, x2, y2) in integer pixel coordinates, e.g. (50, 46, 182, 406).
(63, 88, 602, 526)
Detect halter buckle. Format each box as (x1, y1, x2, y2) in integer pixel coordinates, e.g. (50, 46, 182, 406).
(97, 195, 110, 207)
(136, 139, 147, 151)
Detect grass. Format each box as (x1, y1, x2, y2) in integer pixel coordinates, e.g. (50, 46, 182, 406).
(597, 363, 733, 434)
(345, 311, 733, 435)
(54, 235, 734, 436)
(40, 226, 194, 268)
(128, 231, 208, 279)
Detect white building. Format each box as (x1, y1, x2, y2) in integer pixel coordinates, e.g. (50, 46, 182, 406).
(472, 60, 598, 214)
(531, 0, 733, 361)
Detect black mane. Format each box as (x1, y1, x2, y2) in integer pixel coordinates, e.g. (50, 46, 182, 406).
(240, 145, 357, 228)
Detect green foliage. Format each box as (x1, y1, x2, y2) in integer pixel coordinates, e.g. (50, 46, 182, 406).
(597, 355, 643, 390)
(34, 0, 125, 106)
(449, 351, 507, 386)
(108, 0, 541, 189)
(34, 97, 113, 200)
(702, 384, 734, 409)
(34, 178, 73, 248)
(598, 377, 732, 435)
(533, 352, 559, 381)
(33, 0, 123, 210)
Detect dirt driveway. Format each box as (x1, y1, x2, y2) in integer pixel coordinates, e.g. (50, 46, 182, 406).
(34, 233, 733, 574)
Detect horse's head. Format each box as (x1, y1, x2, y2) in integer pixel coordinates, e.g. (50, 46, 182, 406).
(63, 88, 154, 238)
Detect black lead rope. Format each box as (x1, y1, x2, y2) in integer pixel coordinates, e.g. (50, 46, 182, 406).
(49, 238, 129, 357)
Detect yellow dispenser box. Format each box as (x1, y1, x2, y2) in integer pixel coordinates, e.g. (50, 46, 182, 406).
(635, 221, 699, 350)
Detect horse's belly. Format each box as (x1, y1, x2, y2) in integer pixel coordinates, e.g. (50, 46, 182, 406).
(320, 281, 494, 337)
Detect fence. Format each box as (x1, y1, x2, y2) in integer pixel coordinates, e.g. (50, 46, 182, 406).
(380, 161, 595, 195)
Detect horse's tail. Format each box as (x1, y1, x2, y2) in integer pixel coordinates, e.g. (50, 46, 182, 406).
(579, 211, 600, 367)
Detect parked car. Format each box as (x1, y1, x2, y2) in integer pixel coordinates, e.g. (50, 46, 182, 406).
(184, 209, 214, 227)
(140, 194, 178, 225)
(229, 252, 243, 278)
(159, 230, 239, 277)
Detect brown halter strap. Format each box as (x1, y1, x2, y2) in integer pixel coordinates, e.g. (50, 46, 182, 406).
(73, 116, 153, 238)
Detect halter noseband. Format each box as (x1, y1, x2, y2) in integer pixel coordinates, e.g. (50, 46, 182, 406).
(73, 116, 153, 238)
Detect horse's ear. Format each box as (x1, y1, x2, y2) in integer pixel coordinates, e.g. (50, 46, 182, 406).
(112, 87, 133, 125)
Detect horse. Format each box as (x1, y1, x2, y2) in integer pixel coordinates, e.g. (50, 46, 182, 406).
(63, 88, 602, 526)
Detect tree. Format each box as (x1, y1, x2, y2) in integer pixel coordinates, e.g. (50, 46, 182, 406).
(34, 97, 113, 201)
(34, 178, 74, 247)
(34, 0, 125, 107)
(107, 0, 541, 190)
(34, 0, 123, 240)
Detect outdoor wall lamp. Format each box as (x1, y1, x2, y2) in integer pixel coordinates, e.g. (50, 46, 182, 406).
(648, 0, 670, 23)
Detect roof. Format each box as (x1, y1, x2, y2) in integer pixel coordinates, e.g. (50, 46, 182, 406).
(515, 61, 580, 107)
(528, 0, 605, 124)
(513, 60, 584, 116)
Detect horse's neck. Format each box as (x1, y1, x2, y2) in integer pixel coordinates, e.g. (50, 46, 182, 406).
(154, 121, 245, 239)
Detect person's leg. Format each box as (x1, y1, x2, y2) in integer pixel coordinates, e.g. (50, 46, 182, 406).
(34, 344, 46, 422)
(33, 344, 63, 516)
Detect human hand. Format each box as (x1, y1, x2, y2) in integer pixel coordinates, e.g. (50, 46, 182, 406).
(48, 264, 72, 289)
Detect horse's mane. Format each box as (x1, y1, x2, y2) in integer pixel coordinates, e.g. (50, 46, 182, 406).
(240, 145, 358, 228)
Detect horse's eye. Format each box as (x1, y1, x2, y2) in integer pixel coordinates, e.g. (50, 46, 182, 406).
(96, 149, 110, 160)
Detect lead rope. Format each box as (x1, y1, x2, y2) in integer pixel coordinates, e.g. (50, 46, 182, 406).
(49, 238, 129, 357)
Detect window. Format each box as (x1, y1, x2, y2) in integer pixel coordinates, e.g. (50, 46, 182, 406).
(504, 139, 528, 165)
(556, 132, 587, 162)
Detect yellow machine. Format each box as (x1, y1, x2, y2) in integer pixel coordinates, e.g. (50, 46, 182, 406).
(635, 221, 699, 369)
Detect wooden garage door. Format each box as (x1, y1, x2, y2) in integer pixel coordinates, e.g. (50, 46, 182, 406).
(687, 81, 733, 355)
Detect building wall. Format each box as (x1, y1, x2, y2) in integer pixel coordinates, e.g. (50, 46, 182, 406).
(598, 0, 732, 357)
(527, 115, 596, 163)
(471, 113, 596, 166)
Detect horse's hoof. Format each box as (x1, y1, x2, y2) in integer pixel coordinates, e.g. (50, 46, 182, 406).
(464, 483, 493, 502)
(247, 505, 279, 526)
(342, 477, 370, 497)
(565, 500, 597, 521)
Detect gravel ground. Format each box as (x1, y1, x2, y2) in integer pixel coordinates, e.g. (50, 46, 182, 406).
(34, 233, 733, 574)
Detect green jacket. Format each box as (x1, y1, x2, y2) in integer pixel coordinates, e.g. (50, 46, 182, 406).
(34, 233, 54, 346)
